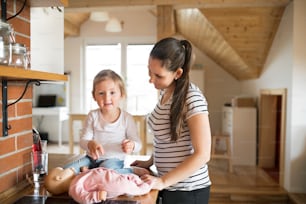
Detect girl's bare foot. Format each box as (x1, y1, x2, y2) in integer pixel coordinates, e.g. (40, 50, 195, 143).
(80, 166, 89, 172)
(132, 166, 151, 176)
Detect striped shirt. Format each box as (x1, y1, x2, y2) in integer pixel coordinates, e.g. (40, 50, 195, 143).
(148, 83, 211, 191)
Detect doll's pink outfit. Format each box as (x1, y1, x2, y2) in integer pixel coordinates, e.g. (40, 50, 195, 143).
(68, 167, 152, 204)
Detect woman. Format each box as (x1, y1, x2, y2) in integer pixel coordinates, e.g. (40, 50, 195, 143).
(131, 37, 212, 204)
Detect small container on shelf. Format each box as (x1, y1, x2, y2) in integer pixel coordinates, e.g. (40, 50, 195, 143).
(0, 20, 15, 44)
(0, 36, 11, 65)
(9, 43, 28, 69)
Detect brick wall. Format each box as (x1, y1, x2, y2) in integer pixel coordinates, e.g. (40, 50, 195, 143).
(0, 0, 32, 193)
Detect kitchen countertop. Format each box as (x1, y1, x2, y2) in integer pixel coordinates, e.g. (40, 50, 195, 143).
(10, 154, 158, 204)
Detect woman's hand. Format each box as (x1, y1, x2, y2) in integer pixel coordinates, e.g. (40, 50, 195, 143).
(121, 139, 135, 154)
(140, 174, 165, 191)
(87, 141, 104, 160)
(130, 158, 153, 169)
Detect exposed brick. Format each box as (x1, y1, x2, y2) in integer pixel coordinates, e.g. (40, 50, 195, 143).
(8, 117, 32, 135)
(9, 17, 30, 36)
(0, 171, 17, 193)
(7, 103, 16, 118)
(7, 84, 32, 100)
(0, 149, 31, 175)
(15, 0, 31, 20)
(5, 0, 30, 20)
(0, 137, 15, 155)
(6, 0, 13, 12)
(0, 0, 32, 194)
(16, 101, 32, 116)
(17, 132, 33, 150)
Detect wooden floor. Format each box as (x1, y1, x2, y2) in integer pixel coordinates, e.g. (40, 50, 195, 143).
(47, 143, 306, 204)
(209, 159, 289, 204)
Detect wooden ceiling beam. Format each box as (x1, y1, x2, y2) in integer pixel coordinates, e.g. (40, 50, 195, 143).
(157, 6, 176, 40)
(64, 19, 80, 37)
(65, 0, 292, 10)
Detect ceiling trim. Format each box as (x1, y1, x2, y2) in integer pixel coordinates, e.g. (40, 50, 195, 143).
(64, 0, 292, 11)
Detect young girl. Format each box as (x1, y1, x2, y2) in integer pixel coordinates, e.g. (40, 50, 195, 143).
(65, 69, 149, 176)
(131, 37, 212, 204)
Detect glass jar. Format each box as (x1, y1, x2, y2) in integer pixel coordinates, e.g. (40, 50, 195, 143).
(0, 21, 15, 44)
(0, 37, 11, 65)
(9, 43, 28, 69)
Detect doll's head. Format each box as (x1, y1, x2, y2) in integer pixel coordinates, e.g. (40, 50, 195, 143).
(44, 167, 76, 195)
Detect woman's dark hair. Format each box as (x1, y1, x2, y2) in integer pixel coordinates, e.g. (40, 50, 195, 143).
(150, 37, 192, 141)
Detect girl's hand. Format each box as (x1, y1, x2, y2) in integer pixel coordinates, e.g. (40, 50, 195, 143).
(87, 141, 104, 160)
(140, 174, 165, 191)
(121, 139, 135, 154)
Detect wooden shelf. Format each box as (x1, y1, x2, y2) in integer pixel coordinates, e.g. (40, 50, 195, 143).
(0, 66, 68, 82)
(1, 65, 68, 137)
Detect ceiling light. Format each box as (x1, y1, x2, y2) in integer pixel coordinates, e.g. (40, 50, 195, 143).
(105, 18, 122, 32)
(90, 11, 109, 22)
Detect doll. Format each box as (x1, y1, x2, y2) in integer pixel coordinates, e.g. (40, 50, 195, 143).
(44, 167, 153, 204)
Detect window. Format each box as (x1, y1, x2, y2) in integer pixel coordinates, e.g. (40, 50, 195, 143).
(84, 43, 157, 115)
(126, 44, 156, 115)
(85, 44, 121, 113)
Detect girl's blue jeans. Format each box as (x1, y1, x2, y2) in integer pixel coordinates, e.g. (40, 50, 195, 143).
(63, 155, 133, 174)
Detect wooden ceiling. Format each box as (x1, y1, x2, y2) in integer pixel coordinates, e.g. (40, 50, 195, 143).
(30, 0, 292, 80)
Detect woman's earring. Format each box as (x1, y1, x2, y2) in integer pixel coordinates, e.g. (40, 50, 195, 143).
(174, 77, 177, 80)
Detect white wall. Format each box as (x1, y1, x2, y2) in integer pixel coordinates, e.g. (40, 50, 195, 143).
(240, 0, 306, 193)
(192, 46, 241, 134)
(31, 7, 64, 73)
(290, 0, 306, 192)
(241, 1, 293, 191)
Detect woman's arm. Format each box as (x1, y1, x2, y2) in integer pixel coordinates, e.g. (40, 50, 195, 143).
(142, 113, 211, 190)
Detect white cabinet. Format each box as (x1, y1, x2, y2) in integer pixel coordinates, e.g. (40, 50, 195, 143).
(222, 106, 257, 166)
(33, 107, 69, 146)
(31, 7, 64, 74)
